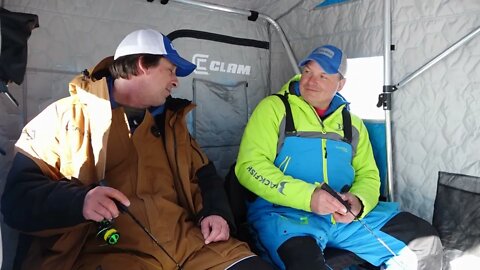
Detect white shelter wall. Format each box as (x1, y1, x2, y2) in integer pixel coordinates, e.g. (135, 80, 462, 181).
(391, 0, 480, 221)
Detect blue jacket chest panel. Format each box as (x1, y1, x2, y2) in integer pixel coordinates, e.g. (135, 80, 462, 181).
(274, 135, 354, 191)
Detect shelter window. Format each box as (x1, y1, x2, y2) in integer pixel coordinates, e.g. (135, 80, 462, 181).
(341, 56, 385, 120)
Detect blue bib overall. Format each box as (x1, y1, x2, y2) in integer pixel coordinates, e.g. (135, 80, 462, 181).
(246, 108, 407, 269)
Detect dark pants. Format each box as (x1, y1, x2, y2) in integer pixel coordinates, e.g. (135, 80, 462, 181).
(227, 255, 274, 270)
(275, 212, 443, 270)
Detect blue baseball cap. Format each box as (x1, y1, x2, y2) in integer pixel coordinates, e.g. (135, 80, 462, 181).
(298, 45, 347, 77)
(114, 29, 196, 77)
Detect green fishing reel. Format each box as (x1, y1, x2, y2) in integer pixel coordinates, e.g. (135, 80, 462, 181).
(97, 219, 120, 245)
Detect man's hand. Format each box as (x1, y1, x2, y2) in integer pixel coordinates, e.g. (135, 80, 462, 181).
(83, 186, 130, 222)
(310, 187, 348, 215)
(333, 192, 362, 224)
(200, 215, 230, 244)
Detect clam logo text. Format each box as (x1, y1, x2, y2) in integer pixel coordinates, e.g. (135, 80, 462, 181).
(192, 54, 251, 76)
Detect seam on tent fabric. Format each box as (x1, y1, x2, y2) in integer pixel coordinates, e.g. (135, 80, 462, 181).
(274, 0, 304, 21)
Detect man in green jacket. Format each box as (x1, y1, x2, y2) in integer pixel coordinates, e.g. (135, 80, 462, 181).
(236, 45, 443, 270)
(2, 29, 272, 270)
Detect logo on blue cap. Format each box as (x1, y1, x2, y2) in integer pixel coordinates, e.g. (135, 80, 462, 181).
(314, 47, 335, 58)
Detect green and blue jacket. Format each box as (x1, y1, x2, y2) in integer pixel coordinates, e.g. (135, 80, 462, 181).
(236, 75, 380, 218)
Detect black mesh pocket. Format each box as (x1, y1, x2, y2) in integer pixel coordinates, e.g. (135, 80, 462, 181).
(433, 171, 480, 269)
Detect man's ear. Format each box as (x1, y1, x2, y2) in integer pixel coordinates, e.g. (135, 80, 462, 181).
(337, 78, 347, 92)
(137, 56, 147, 75)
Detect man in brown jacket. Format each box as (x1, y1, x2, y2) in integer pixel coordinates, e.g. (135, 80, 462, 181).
(1, 29, 272, 270)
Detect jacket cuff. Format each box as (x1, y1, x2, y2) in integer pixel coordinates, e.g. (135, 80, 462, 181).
(196, 162, 237, 233)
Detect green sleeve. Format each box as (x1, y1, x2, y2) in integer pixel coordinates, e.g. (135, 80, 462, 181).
(235, 96, 317, 212)
(349, 117, 381, 218)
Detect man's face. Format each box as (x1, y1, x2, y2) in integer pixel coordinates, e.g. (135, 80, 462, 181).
(299, 60, 345, 109)
(140, 57, 179, 107)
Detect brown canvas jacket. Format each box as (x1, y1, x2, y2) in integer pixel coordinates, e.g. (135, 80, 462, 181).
(12, 58, 247, 270)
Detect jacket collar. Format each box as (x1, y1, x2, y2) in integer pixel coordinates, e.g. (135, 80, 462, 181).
(90, 56, 114, 81)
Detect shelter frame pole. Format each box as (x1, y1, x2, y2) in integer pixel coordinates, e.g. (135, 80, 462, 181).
(383, 0, 395, 201)
(395, 26, 480, 90)
(165, 0, 300, 74)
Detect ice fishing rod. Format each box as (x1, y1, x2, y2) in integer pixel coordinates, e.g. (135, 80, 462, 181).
(320, 183, 405, 269)
(99, 181, 183, 270)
